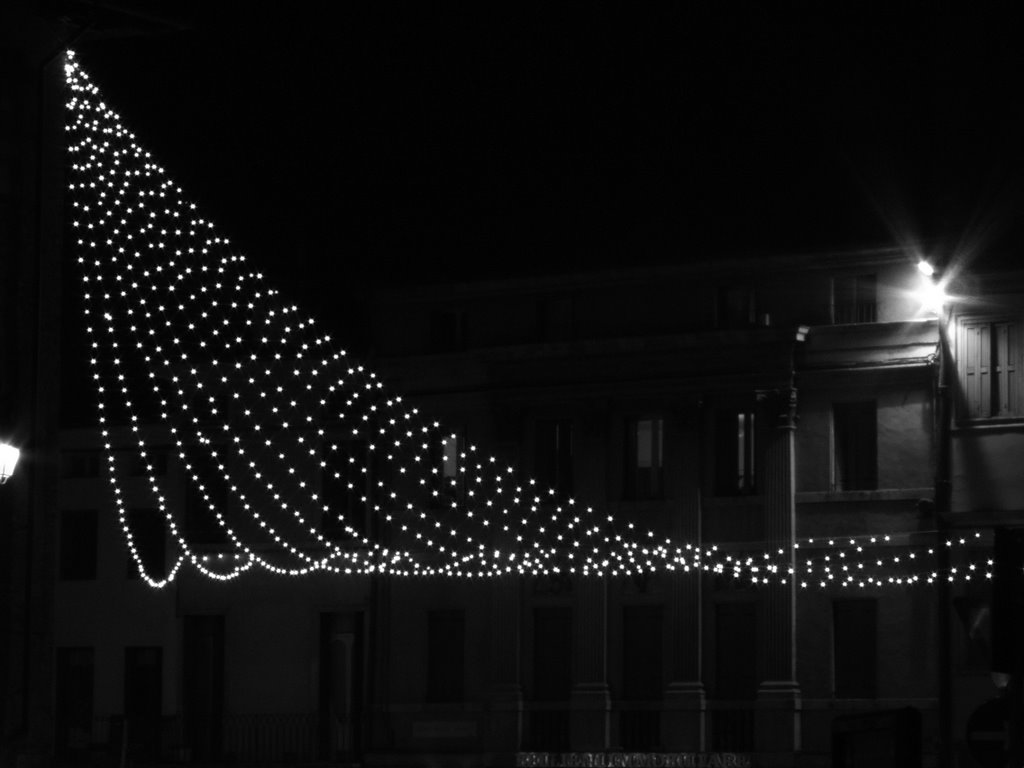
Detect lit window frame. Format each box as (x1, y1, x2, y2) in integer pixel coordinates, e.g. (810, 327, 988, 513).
(956, 314, 1023, 423)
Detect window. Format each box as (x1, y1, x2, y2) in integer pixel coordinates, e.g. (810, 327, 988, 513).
(426, 610, 465, 702)
(321, 439, 372, 539)
(717, 286, 756, 328)
(430, 430, 465, 511)
(184, 483, 229, 546)
(128, 449, 168, 477)
(59, 509, 97, 580)
(535, 419, 573, 495)
(959, 318, 1022, 420)
(55, 647, 94, 758)
(126, 508, 166, 579)
(61, 450, 100, 479)
(832, 274, 877, 323)
(833, 402, 877, 491)
(430, 310, 465, 352)
(715, 410, 756, 496)
(833, 599, 877, 698)
(625, 418, 664, 500)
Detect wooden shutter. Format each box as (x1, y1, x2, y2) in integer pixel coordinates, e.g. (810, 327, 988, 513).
(961, 322, 986, 418)
(980, 323, 992, 417)
(961, 319, 1020, 419)
(995, 321, 1018, 416)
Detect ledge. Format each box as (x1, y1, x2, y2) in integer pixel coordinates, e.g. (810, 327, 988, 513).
(953, 419, 1024, 435)
(796, 488, 933, 504)
(801, 697, 938, 711)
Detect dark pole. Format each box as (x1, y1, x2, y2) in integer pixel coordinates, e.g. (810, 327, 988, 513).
(935, 309, 952, 768)
(993, 528, 1024, 765)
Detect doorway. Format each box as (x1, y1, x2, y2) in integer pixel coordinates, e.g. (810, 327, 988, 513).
(182, 615, 224, 761)
(319, 611, 364, 761)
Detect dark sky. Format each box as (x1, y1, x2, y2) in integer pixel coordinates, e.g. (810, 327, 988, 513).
(71, 7, 1024, 309)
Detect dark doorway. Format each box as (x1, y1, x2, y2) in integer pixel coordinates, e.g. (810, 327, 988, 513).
(318, 612, 364, 761)
(55, 647, 94, 760)
(529, 605, 572, 750)
(426, 609, 466, 702)
(713, 601, 757, 751)
(183, 615, 224, 761)
(621, 605, 663, 749)
(125, 647, 163, 760)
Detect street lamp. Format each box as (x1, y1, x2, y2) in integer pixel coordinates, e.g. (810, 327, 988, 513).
(916, 256, 954, 768)
(0, 442, 20, 484)
(916, 259, 947, 316)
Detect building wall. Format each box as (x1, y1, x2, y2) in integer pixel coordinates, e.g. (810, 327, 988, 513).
(945, 276, 1024, 515)
(51, 253, 969, 766)
(944, 274, 1024, 764)
(796, 373, 934, 494)
(364, 253, 947, 764)
(1, 8, 71, 764)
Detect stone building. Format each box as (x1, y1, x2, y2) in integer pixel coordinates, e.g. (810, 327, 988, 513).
(50, 250, 1016, 767)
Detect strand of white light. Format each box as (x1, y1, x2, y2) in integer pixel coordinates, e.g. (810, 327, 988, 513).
(68, 57, 464, 581)
(67, 55, 336, 579)
(68, 78, 585, 581)
(70, 106, 259, 580)
(66, 51, 995, 589)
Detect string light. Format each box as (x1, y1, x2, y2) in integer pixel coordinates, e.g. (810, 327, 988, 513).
(63, 50, 996, 590)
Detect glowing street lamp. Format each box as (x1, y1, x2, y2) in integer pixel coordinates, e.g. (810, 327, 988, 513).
(920, 281, 948, 315)
(0, 442, 20, 484)
(915, 259, 947, 316)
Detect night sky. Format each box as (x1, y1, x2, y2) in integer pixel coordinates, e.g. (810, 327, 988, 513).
(71, 8, 1024, 318)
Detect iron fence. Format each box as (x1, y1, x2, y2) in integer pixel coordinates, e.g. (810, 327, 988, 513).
(524, 704, 570, 752)
(706, 701, 756, 752)
(69, 702, 758, 765)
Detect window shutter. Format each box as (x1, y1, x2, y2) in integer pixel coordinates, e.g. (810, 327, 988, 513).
(961, 323, 983, 418)
(960, 319, 1022, 420)
(979, 323, 992, 417)
(995, 321, 1018, 416)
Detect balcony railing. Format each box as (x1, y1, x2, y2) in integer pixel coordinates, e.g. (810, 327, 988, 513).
(524, 704, 570, 751)
(523, 700, 755, 754)
(833, 301, 878, 324)
(706, 700, 756, 752)
(68, 702, 759, 765)
(66, 714, 329, 765)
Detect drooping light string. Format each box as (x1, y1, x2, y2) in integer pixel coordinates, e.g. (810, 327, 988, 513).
(65, 50, 588, 583)
(63, 50, 997, 589)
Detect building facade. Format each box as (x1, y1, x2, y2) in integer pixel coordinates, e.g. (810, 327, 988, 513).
(1, 9, 72, 767)
(49, 251, 1014, 767)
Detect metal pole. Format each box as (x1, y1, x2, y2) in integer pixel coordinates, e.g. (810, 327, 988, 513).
(936, 312, 952, 768)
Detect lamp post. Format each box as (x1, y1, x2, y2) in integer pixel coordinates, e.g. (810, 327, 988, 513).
(0, 442, 20, 484)
(934, 286, 953, 768)
(917, 259, 1024, 766)
(917, 258, 953, 768)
